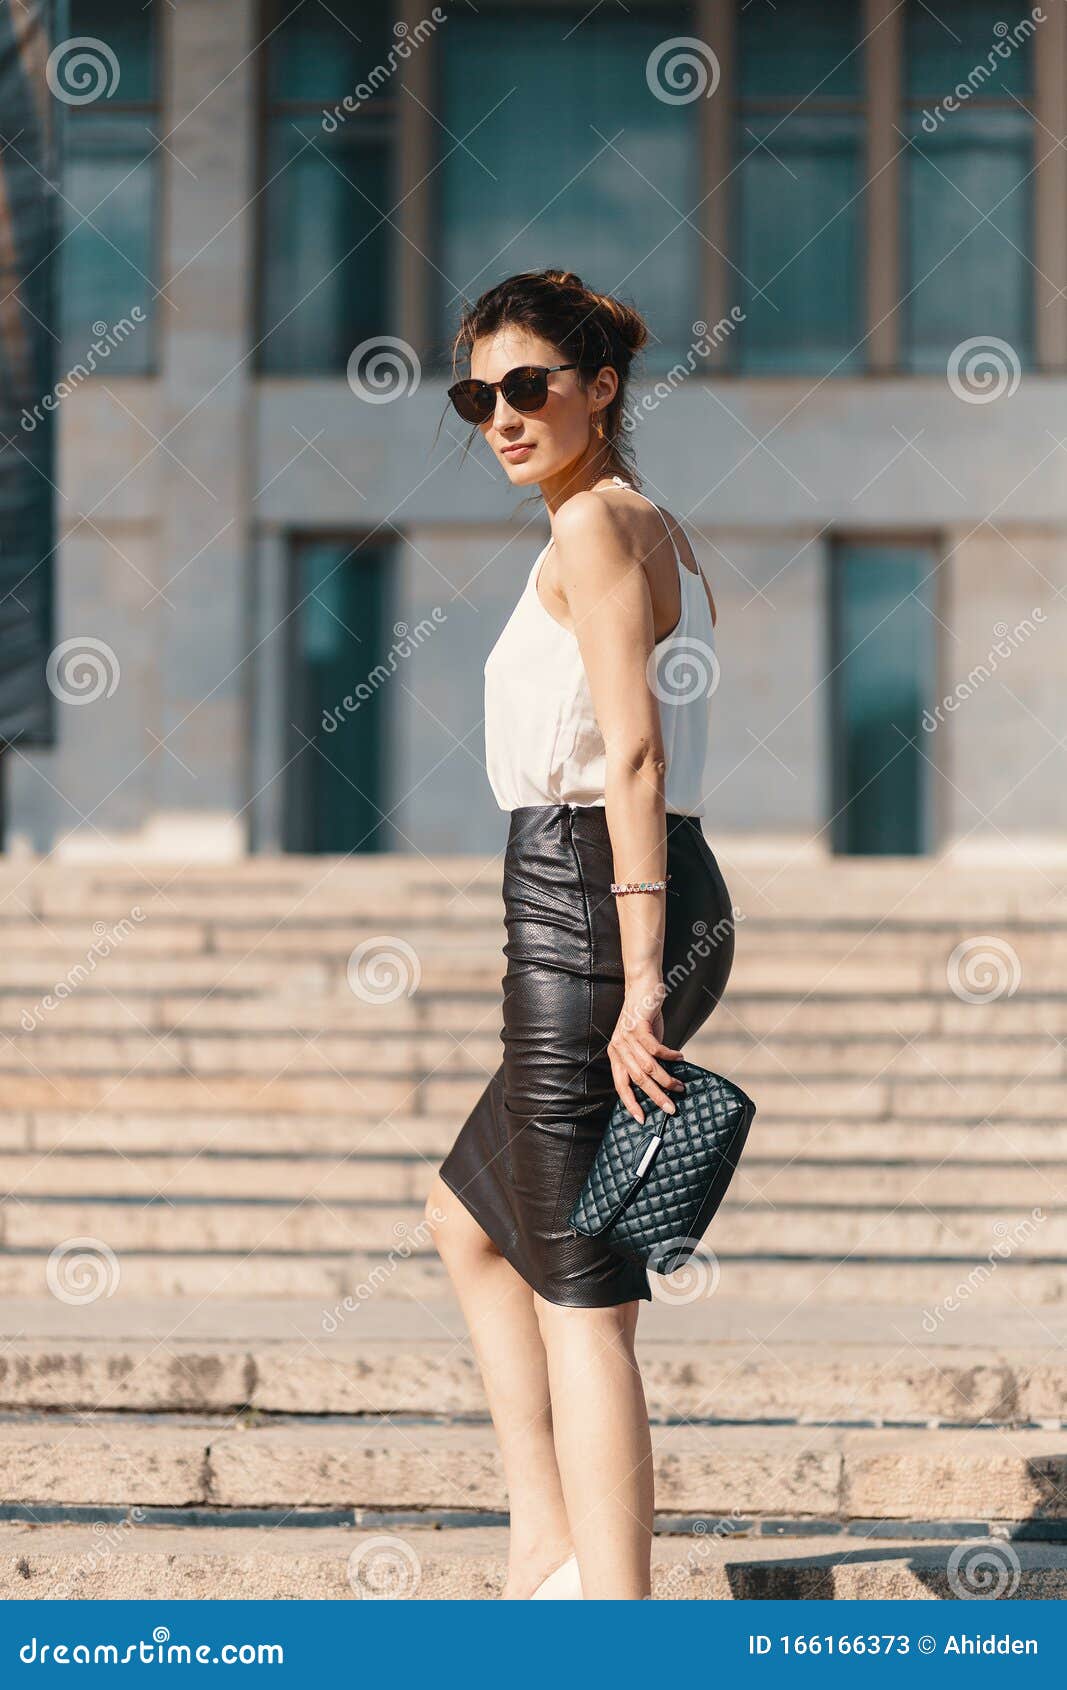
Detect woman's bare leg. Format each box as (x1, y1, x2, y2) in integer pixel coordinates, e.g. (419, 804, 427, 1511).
(426, 1175, 574, 1597)
(535, 1296, 653, 1599)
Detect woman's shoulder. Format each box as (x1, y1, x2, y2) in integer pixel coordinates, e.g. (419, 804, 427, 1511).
(553, 481, 670, 555)
(551, 480, 717, 628)
(553, 486, 627, 542)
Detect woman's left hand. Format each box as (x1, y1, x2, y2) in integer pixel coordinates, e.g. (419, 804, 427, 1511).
(608, 977, 686, 1125)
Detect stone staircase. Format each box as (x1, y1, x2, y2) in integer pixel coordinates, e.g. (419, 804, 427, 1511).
(2, 849, 1067, 1598)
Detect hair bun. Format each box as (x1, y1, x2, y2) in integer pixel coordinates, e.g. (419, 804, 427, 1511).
(541, 268, 586, 291)
(540, 271, 647, 359)
(595, 290, 648, 357)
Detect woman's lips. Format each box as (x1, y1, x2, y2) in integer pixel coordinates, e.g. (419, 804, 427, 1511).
(501, 442, 533, 459)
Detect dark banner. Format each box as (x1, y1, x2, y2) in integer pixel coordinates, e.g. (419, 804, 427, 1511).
(0, 0, 56, 747)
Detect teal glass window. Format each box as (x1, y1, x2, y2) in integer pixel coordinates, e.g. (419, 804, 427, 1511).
(438, 5, 700, 372)
(285, 538, 394, 854)
(831, 542, 935, 855)
(259, 2, 395, 373)
(265, 3, 392, 104)
(903, 0, 1034, 370)
(60, 1, 159, 373)
(906, 0, 1032, 98)
(735, 0, 863, 373)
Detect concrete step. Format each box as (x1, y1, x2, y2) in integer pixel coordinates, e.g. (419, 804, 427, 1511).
(5, 1522, 1064, 1599)
(12, 1110, 457, 1156)
(0, 923, 211, 954)
(12, 1070, 1056, 1121)
(8, 944, 1067, 996)
(0, 1076, 431, 1113)
(3, 1417, 1067, 1523)
(3, 1031, 1063, 1082)
(0, 854, 494, 885)
(1, 1150, 1064, 1210)
(4, 883, 980, 918)
(427, 1074, 1067, 1122)
(23, 886, 501, 922)
(7, 992, 1067, 1040)
(9, 898, 1067, 942)
(2, 1297, 1066, 1424)
(2, 1249, 1067, 1304)
(102, 880, 1067, 919)
(730, 1162, 1067, 1208)
(0, 1033, 502, 1077)
(0, 921, 498, 957)
(3, 1196, 1059, 1258)
(0, 1253, 452, 1302)
(0, 1153, 417, 1203)
(11, 1112, 1067, 1163)
(8, 957, 1067, 997)
(0, 958, 339, 994)
(4, 857, 1065, 915)
(10, 875, 1059, 918)
(2, 995, 426, 1034)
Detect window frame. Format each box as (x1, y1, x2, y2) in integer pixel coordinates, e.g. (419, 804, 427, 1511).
(254, 0, 401, 375)
(897, 0, 1039, 374)
(827, 529, 943, 856)
(731, 21, 868, 376)
(704, 0, 1062, 375)
(282, 527, 397, 853)
(252, 0, 1067, 376)
(426, 0, 705, 376)
(60, 0, 164, 376)
(716, 0, 1055, 373)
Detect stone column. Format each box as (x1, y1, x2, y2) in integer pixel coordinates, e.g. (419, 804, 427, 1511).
(153, 0, 256, 856)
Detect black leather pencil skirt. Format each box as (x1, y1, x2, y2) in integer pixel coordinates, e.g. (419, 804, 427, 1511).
(438, 802, 736, 1307)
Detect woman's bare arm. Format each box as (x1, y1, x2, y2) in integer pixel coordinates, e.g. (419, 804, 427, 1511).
(550, 491, 686, 1123)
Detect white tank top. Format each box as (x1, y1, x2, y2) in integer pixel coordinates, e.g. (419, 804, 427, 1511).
(484, 478, 718, 815)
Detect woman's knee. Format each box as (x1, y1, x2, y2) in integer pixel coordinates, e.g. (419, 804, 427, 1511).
(533, 1295, 640, 1356)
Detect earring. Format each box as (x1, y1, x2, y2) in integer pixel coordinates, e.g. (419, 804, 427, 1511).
(592, 411, 606, 439)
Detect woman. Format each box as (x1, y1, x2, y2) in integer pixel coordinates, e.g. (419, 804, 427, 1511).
(427, 270, 735, 1601)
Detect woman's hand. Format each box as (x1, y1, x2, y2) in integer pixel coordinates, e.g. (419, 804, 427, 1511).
(608, 974, 686, 1125)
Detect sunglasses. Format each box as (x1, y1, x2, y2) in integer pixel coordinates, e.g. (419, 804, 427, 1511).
(447, 363, 578, 425)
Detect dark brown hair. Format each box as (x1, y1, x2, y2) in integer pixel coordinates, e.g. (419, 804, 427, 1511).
(451, 269, 648, 480)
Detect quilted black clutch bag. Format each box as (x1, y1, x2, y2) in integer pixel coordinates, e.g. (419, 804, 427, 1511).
(568, 1057, 756, 1274)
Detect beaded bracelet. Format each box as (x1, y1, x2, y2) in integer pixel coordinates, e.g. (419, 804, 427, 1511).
(611, 874, 671, 895)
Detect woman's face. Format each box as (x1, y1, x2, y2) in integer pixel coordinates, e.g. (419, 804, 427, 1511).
(468, 325, 616, 486)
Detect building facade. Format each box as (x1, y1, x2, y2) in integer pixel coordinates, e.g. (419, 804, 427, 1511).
(9, 0, 1067, 859)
